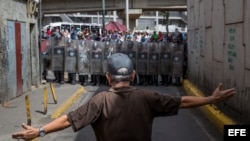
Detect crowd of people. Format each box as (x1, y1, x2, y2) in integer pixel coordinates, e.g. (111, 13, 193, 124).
(42, 26, 186, 44)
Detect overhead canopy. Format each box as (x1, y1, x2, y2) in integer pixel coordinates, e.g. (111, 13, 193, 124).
(105, 21, 127, 32)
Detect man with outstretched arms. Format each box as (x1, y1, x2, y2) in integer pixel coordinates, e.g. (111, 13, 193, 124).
(12, 53, 236, 141)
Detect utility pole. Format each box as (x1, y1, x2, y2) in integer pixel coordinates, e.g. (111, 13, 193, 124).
(126, 0, 129, 31)
(102, 0, 105, 34)
(39, 0, 43, 82)
(162, 11, 169, 33)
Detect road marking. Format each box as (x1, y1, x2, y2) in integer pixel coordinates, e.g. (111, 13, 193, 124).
(51, 87, 85, 119)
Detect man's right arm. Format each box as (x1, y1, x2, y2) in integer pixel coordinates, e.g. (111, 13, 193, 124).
(40, 115, 71, 134)
(12, 115, 71, 140)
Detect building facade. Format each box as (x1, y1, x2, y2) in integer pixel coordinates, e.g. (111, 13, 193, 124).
(43, 11, 187, 33)
(0, 0, 40, 104)
(187, 0, 250, 123)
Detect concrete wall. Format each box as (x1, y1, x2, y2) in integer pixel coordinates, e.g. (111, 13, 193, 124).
(0, 0, 40, 103)
(187, 0, 250, 123)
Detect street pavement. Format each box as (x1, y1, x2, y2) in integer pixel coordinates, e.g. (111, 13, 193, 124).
(0, 82, 85, 141)
(0, 77, 236, 141)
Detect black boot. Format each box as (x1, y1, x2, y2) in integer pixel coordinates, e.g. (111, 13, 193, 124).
(79, 75, 84, 85)
(59, 71, 64, 84)
(42, 70, 47, 81)
(54, 71, 59, 83)
(71, 73, 76, 85)
(82, 76, 86, 85)
(96, 75, 100, 86)
(67, 73, 72, 83)
(153, 75, 158, 86)
(83, 75, 88, 86)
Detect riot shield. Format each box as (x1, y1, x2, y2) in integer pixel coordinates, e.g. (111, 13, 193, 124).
(90, 41, 102, 75)
(124, 41, 137, 70)
(41, 39, 50, 56)
(147, 42, 159, 75)
(51, 37, 65, 71)
(136, 42, 148, 75)
(64, 40, 77, 73)
(171, 44, 183, 85)
(102, 41, 114, 74)
(77, 40, 90, 75)
(41, 39, 51, 80)
(168, 42, 175, 51)
(114, 40, 125, 53)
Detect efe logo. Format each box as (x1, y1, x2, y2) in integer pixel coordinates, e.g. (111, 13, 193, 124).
(224, 125, 250, 141)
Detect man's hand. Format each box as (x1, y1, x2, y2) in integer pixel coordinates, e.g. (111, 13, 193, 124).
(210, 83, 236, 103)
(180, 83, 236, 108)
(12, 123, 39, 140)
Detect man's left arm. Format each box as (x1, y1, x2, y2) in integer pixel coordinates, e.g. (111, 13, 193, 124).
(180, 83, 236, 108)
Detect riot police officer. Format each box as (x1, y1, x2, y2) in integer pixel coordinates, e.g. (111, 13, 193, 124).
(136, 42, 148, 85)
(101, 41, 113, 85)
(65, 39, 77, 85)
(77, 40, 90, 86)
(125, 41, 137, 85)
(51, 34, 65, 84)
(159, 42, 171, 86)
(147, 43, 159, 86)
(90, 41, 102, 86)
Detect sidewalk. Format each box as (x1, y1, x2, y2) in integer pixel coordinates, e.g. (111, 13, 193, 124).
(0, 82, 85, 141)
(183, 79, 236, 133)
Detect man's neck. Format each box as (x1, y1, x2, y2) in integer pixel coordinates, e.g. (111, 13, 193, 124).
(111, 81, 131, 88)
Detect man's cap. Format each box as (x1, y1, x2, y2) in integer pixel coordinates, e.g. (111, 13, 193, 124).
(107, 53, 133, 75)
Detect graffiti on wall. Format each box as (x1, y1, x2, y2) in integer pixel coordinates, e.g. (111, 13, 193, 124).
(0, 28, 2, 53)
(227, 28, 237, 71)
(195, 30, 199, 64)
(199, 26, 204, 55)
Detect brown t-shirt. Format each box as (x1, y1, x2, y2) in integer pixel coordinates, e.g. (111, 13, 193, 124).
(67, 86, 181, 141)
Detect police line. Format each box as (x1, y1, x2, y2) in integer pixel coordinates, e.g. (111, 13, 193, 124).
(41, 37, 185, 84)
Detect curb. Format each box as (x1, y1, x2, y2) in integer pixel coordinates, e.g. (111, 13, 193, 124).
(51, 86, 86, 119)
(182, 79, 236, 133)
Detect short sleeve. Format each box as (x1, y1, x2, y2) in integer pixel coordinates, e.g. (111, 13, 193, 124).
(67, 94, 104, 132)
(143, 91, 181, 117)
